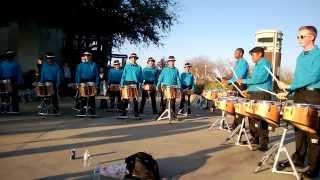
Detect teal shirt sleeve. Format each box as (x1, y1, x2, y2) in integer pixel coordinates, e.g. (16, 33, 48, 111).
(191, 75, 195, 90)
(290, 53, 320, 90)
(107, 69, 112, 84)
(138, 66, 143, 84)
(242, 61, 271, 85)
(229, 59, 248, 83)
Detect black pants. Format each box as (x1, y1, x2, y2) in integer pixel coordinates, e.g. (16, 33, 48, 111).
(109, 90, 121, 109)
(50, 83, 59, 111)
(248, 92, 271, 148)
(140, 89, 157, 114)
(291, 89, 320, 171)
(121, 81, 139, 115)
(179, 93, 191, 113)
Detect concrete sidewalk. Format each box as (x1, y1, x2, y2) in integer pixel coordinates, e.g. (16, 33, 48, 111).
(0, 98, 308, 180)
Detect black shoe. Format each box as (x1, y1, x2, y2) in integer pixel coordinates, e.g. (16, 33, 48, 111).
(303, 169, 319, 178)
(278, 160, 305, 168)
(120, 112, 127, 116)
(134, 113, 139, 117)
(90, 109, 96, 115)
(257, 146, 268, 152)
(153, 111, 158, 115)
(79, 109, 85, 115)
(187, 108, 191, 114)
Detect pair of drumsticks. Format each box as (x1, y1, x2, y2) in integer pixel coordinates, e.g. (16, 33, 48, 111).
(213, 66, 286, 99)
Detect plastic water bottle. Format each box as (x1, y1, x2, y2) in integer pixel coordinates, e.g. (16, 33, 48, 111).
(93, 166, 100, 180)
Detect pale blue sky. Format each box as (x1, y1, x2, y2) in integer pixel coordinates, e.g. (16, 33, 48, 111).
(114, 0, 320, 72)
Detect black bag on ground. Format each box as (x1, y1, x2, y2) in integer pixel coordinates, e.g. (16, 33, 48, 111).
(125, 152, 160, 180)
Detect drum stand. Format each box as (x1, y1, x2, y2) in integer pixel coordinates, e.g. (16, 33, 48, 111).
(226, 116, 252, 150)
(0, 92, 11, 114)
(77, 96, 97, 118)
(157, 98, 175, 123)
(118, 97, 141, 120)
(38, 95, 60, 116)
(72, 90, 80, 112)
(208, 111, 231, 132)
(178, 94, 191, 117)
(254, 127, 300, 180)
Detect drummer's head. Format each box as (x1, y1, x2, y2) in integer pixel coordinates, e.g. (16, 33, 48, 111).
(129, 53, 138, 64)
(184, 63, 192, 72)
(234, 48, 244, 60)
(249, 47, 264, 63)
(298, 26, 317, 48)
(45, 52, 55, 64)
(113, 60, 121, 69)
(167, 56, 176, 67)
(147, 57, 155, 67)
(82, 51, 93, 62)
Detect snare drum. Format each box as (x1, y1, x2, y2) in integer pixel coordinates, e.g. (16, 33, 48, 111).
(215, 97, 237, 114)
(244, 100, 257, 115)
(121, 85, 138, 99)
(163, 85, 179, 99)
(109, 84, 121, 91)
(0, 79, 12, 93)
(79, 82, 97, 97)
(218, 90, 237, 98)
(283, 103, 319, 134)
(143, 84, 156, 91)
(36, 82, 54, 96)
(254, 100, 282, 127)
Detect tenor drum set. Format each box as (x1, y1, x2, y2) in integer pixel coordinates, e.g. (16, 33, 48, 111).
(202, 89, 320, 179)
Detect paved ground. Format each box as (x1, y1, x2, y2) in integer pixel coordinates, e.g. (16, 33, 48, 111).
(0, 97, 318, 180)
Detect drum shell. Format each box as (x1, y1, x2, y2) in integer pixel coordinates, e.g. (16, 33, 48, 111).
(255, 101, 281, 127)
(215, 99, 235, 114)
(234, 103, 249, 116)
(0, 79, 13, 93)
(121, 85, 138, 99)
(163, 86, 179, 99)
(79, 82, 97, 97)
(283, 104, 319, 134)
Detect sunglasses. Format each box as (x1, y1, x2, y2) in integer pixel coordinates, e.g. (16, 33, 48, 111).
(297, 35, 313, 39)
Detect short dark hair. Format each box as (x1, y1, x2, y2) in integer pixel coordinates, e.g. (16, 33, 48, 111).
(299, 26, 318, 42)
(236, 48, 244, 55)
(249, 47, 265, 57)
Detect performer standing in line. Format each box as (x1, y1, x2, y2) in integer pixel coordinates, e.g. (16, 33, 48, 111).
(0, 50, 23, 113)
(157, 56, 181, 117)
(75, 51, 99, 116)
(223, 48, 249, 129)
(277, 26, 320, 178)
(237, 47, 272, 152)
(40, 52, 62, 114)
(107, 60, 123, 109)
(139, 57, 159, 115)
(179, 62, 195, 114)
(119, 53, 142, 117)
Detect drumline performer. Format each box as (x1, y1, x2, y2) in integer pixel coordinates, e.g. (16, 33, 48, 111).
(119, 53, 143, 117)
(107, 60, 123, 109)
(0, 50, 23, 113)
(75, 50, 99, 116)
(223, 48, 249, 129)
(237, 47, 273, 152)
(40, 52, 62, 114)
(276, 26, 320, 178)
(157, 56, 181, 118)
(179, 63, 195, 115)
(139, 57, 159, 115)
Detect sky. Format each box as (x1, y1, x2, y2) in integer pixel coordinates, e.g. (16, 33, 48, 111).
(114, 0, 320, 72)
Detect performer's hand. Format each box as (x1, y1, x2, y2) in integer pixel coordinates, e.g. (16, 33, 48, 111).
(221, 79, 229, 87)
(236, 79, 243, 85)
(276, 91, 289, 100)
(240, 90, 249, 98)
(277, 81, 289, 90)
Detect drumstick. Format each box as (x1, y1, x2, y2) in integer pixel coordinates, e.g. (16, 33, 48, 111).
(257, 87, 278, 97)
(213, 76, 225, 88)
(230, 67, 238, 80)
(264, 66, 280, 84)
(230, 81, 242, 94)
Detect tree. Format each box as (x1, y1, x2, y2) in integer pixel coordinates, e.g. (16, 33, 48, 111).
(1, 0, 177, 64)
